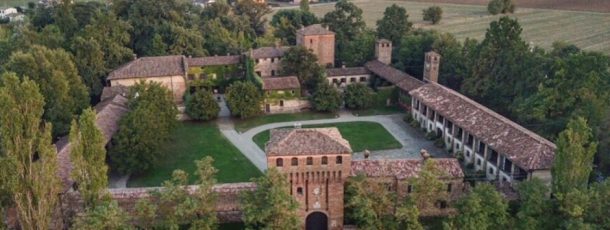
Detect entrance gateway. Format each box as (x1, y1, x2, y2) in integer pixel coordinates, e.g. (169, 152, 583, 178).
(306, 212, 328, 230)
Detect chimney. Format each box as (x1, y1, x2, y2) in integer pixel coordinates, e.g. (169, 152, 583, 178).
(423, 51, 441, 83)
(420, 149, 431, 161)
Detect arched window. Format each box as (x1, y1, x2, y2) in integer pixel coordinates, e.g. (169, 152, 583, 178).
(336, 156, 343, 164)
(307, 157, 313, 165)
(291, 157, 298, 166)
(276, 158, 283, 167)
(321, 156, 328, 165)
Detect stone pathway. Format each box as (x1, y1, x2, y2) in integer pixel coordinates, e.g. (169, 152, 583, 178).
(219, 111, 447, 171)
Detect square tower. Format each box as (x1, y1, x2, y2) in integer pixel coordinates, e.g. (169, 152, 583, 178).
(423, 51, 441, 83)
(296, 24, 336, 68)
(266, 128, 352, 230)
(375, 39, 392, 65)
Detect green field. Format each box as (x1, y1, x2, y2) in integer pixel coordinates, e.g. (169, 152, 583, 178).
(233, 111, 336, 133)
(127, 122, 261, 188)
(252, 121, 402, 152)
(275, 0, 610, 54)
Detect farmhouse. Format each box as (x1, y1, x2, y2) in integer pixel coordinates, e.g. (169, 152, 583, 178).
(262, 76, 310, 113)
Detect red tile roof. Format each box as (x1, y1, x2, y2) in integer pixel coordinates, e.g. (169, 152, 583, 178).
(297, 24, 335, 36)
(187, 55, 241, 67)
(262, 76, 301, 90)
(107, 56, 186, 80)
(326, 67, 370, 77)
(364, 60, 424, 91)
(409, 83, 556, 171)
(350, 158, 464, 180)
(266, 128, 352, 156)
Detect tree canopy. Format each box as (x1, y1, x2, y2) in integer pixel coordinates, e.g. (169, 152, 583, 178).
(225, 81, 263, 119)
(185, 89, 220, 121)
(280, 46, 325, 91)
(310, 82, 342, 113)
(344, 83, 374, 110)
(376, 4, 412, 45)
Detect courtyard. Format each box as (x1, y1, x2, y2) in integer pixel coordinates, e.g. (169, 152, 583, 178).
(126, 122, 262, 187)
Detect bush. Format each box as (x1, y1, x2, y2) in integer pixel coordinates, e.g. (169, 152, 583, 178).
(409, 119, 420, 128)
(344, 83, 374, 110)
(434, 138, 445, 148)
(488, 0, 515, 15)
(422, 6, 443, 24)
(225, 81, 263, 119)
(425, 131, 437, 140)
(310, 82, 342, 112)
(185, 89, 220, 121)
(403, 114, 414, 123)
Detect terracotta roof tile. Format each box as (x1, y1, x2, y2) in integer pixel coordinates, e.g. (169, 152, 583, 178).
(107, 55, 186, 80)
(409, 83, 556, 171)
(262, 76, 301, 90)
(249, 46, 289, 59)
(297, 24, 335, 36)
(266, 128, 352, 156)
(326, 67, 370, 76)
(187, 55, 241, 67)
(364, 60, 424, 91)
(350, 158, 464, 180)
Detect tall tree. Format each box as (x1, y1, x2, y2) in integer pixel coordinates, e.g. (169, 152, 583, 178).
(69, 108, 109, 208)
(422, 6, 443, 25)
(376, 4, 412, 45)
(271, 9, 318, 45)
(515, 179, 557, 230)
(586, 180, 610, 228)
(71, 200, 131, 230)
(280, 46, 325, 91)
(339, 29, 376, 67)
(234, 0, 272, 36)
(241, 168, 300, 230)
(80, 12, 134, 71)
(322, 0, 366, 66)
(0, 73, 62, 230)
(448, 183, 509, 230)
(395, 199, 424, 230)
(310, 82, 342, 113)
(5, 45, 89, 137)
(109, 81, 178, 174)
(225, 81, 262, 119)
(71, 36, 106, 100)
(556, 188, 591, 229)
(345, 174, 396, 229)
(409, 160, 447, 212)
(552, 117, 598, 195)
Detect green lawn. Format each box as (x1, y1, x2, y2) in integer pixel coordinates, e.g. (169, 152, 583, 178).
(273, 0, 610, 55)
(252, 121, 402, 152)
(127, 122, 261, 188)
(234, 111, 336, 133)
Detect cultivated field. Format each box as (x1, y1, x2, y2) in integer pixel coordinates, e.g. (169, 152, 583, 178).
(276, 0, 610, 54)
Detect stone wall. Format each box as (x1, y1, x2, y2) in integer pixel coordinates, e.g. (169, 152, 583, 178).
(254, 57, 282, 77)
(264, 99, 311, 114)
(110, 75, 187, 103)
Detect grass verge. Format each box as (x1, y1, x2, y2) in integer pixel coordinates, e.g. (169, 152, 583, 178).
(127, 122, 261, 187)
(234, 111, 336, 133)
(252, 121, 402, 152)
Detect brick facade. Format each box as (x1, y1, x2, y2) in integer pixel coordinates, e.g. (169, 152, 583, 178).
(297, 24, 336, 67)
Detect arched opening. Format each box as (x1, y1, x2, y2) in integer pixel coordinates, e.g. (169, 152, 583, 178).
(306, 212, 328, 230)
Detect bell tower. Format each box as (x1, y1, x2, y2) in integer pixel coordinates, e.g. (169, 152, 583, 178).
(423, 51, 441, 83)
(375, 39, 392, 65)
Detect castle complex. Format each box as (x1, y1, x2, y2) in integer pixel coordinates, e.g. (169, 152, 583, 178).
(47, 24, 556, 229)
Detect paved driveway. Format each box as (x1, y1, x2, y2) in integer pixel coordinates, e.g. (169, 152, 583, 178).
(219, 111, 447, 171)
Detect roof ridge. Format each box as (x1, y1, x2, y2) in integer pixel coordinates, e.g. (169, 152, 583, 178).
(428, 82, 556, 148)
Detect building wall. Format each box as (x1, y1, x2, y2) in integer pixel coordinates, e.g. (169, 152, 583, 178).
(297, 34, 335, 67)
(254, 57, 282, 77)
(267, 153, 351, 230)
(327, 74, 371, 88)
(110, 75, 187, 103)
(264, 99, 311, 114)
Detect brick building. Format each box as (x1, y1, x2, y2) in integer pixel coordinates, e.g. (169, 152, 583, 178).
(262, 76, 310, 113)
(266, 128, 352, 230)
(296, 24, 336, 67)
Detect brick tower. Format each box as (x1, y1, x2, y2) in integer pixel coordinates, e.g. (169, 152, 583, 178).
(375, 39, 392, 65)
(423, 51, 441, 83)
(265, 128, 352, 230)
(296, 24, 336, 67)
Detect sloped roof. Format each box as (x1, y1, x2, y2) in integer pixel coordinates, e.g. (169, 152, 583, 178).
(249, 46, 289, 59)
(350, 158, 464, 180)
(107, 56, 186, 80)
(364, 60, 424, 91)
(266, 128, 352, 156)
(187, 55, 241, 67)
(56, 94, 130, 191)
(326, 67, 370, 77)
(297, 24, 335, 36)
(409, 83, 556, 171)
(262, 76, 301, 90)
(100, 85, 130, 102)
